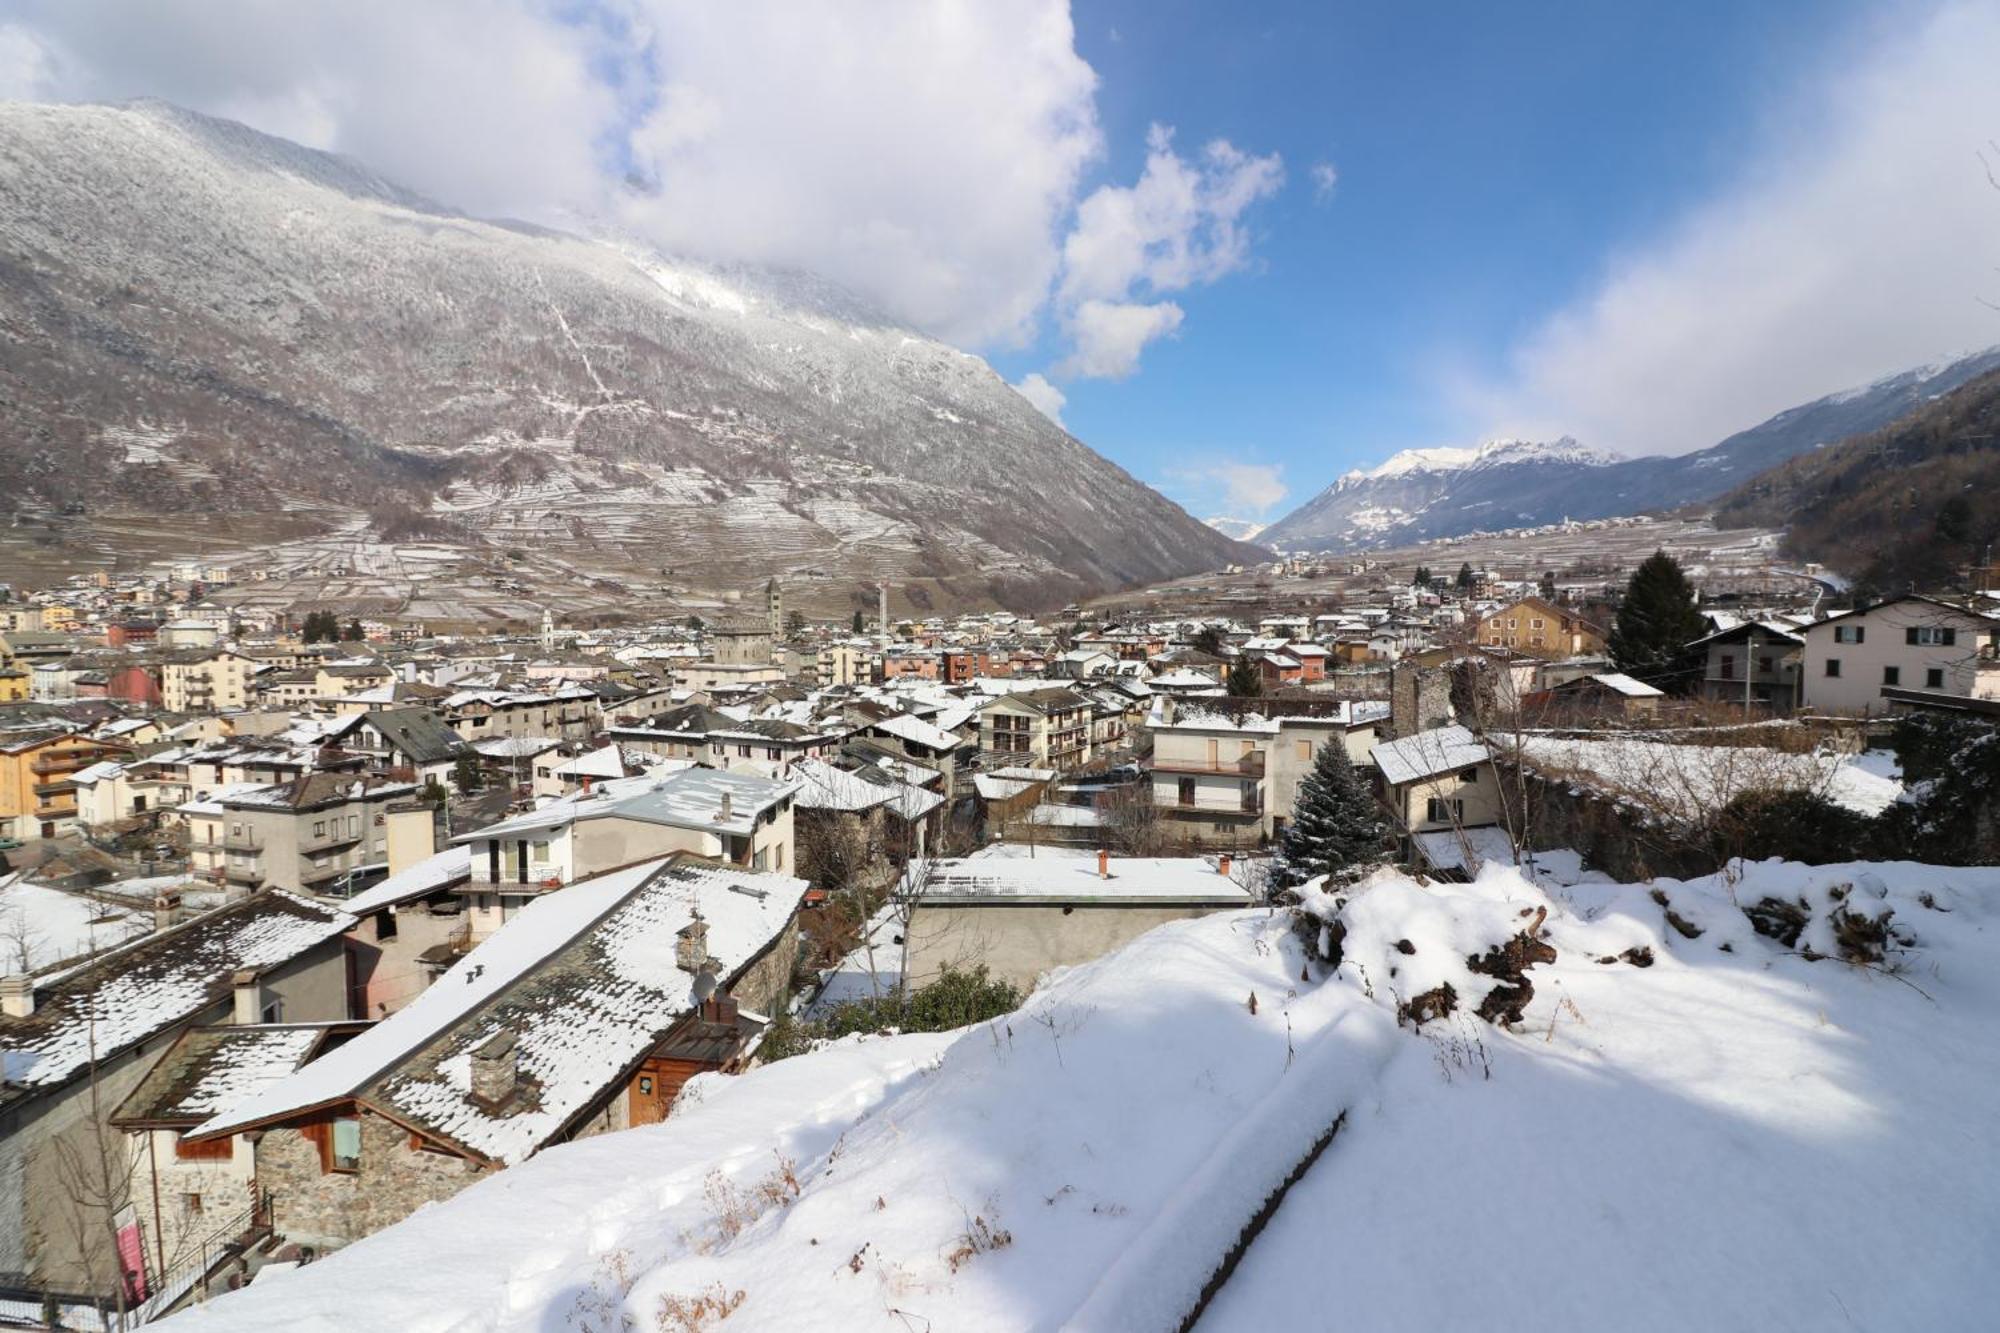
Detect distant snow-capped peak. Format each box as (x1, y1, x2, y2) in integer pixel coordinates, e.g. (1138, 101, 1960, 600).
(1204, 516, 1268, 541)
(1335, 436, 1614, 486)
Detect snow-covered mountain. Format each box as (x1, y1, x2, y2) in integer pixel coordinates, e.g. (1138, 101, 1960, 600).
(1203, 516, 1269, 543)
(0, 100, 1258, 603)
(1261, 348, 2000, 551)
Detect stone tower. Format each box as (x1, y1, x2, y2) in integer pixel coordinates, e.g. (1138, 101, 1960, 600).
(766, 578, 783, 637)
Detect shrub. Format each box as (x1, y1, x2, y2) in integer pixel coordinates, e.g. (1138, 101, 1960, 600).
(761, 966, 1024, 1062)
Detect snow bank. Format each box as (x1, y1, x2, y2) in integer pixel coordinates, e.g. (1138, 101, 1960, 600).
(168, 858, 2000, 1331)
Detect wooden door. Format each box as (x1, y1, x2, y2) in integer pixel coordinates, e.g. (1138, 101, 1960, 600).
(627, 1058, 711, 1126)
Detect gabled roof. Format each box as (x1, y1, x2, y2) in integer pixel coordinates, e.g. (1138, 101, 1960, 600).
(111, 1023, 332, 1128)
(360, 706, 473, 764)
(0, 892, 354, 1098)
(455, 766, 796, 844)
(1371, 725, 1491, 786)
(192, 857, 808, 1165)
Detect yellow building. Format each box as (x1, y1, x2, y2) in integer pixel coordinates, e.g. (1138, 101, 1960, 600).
(0, 731, 128, 841)
(0, 667, 27, 703)
(1471, 596, 1607, 659)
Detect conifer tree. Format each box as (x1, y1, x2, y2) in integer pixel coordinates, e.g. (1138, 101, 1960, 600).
(1271, 739, 1387, 889)
(1227, 658, 1264, 696)
(1609, 549, 1707, 692)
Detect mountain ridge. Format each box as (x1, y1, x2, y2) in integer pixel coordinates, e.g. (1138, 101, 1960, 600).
(0, 99, 1260, 608)
(1260, 347, 2000, 552)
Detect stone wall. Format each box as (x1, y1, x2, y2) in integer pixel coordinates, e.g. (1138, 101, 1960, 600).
(257, 1110, 486, 1252)
(904, 903, 1228, 991)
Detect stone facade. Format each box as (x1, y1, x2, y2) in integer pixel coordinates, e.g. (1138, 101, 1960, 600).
(257, 1109, 487, 1252)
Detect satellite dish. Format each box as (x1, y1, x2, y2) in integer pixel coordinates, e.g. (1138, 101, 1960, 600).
(691, 966, 719, 1005)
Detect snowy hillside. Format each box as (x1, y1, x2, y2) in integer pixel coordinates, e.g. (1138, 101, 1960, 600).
(0, 100, 1255, 602)
(1262, 347, 2000, 551)
(167, 857, 2000, 1332)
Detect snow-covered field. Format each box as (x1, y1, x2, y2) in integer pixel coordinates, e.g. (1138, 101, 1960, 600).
(167, 857, 2000, 1331)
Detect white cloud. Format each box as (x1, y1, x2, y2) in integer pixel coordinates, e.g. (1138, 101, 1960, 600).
(0, 0, 1102, 348)
(1165, 460, 1289, 518)
(1014, 372, 1068, 426)
(1060, 124, 1284, 307)
(1059, 299, 1185, 379)
(1310, 161, 1338, 203)
(1478, 0, 2000, 456)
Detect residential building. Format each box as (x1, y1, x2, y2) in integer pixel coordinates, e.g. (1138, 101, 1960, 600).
(0, 892, 352, 1298)
(1471, 597, 1607, 658)
(453, 767, 797, 934)
(0, 729, 129, 841)
(161, 650, 257, 714)
(184, 775, 414, 896)
(181, 856, 806, 1253)
(978, 687, 1093, 771)
(1796, 596, 2000, 716)
(1693, 623, 1805, 713)
(1370, 723, 1499, 849)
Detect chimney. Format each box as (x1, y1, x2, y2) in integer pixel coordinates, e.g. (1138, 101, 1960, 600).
(231, 969, 262, 1025)
(676, 918, 710, 973)
(153, 890, 183, 933)
(469, 1028, 519, 1110)
(702, 989, 740, 1026)
(1218, 854, 1232, 878)
(1097, 847, 1109, 879)
(1, 975, 34, 1019)
(717, 789, 733, 822)
(580, 774, 592, 795)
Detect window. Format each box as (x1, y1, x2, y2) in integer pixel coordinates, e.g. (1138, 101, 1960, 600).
(1719, 654, 1735, 680)
(1426, 797, 1464, 823)
(313, 821, 326, 839)
(737, 744, 751, 758)
(1926, 668, 1945, 689)
(1906, 626, 1957, 647)
(1530, 618, 1544, 630)
(331, 1116, 361, 1172)
(1178, 777, 1197, 808)
(184, 1192, 203, 1215)
(1883, 666, 1900, 686)
(1834, 625, 1865, 644)
(262, 999, 283, 1024)
(375, 909, 397, 942)
(1825, 659, 1842, 678)
(1459, 768, 1479, 783)
(1759, 656, 1775, 674)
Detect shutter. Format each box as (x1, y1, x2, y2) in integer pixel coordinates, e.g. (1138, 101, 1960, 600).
(1906, 627, 1920, 645)
(1943, 629, 1957, 647)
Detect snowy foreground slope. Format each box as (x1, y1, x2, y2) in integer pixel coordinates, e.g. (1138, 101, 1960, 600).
(169, 860, 2000, 1332)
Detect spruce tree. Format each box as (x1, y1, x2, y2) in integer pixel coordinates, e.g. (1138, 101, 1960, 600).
(1455, 562, 1475, 590)
(1272, 739, 1387, 889)
(1227, 658, 1264, 696)
(1608, 549, 1707, 693)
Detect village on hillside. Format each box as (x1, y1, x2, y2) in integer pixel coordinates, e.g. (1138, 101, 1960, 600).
(0, 535, 1996, 1327)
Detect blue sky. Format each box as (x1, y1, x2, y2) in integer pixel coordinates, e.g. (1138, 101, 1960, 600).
(7, 0, 1998, 525)
(997, 0, 1897, 519)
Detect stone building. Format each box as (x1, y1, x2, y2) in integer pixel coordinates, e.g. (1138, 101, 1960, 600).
(183, 856, 807, 1253)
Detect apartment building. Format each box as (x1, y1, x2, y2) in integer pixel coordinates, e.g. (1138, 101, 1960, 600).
(1471, 596, 1607, 658)
(0, 730, 131, 840)
(185, 774, 414, 896)
(978, 687, 1093, 771)
(161, 650, 257, 713)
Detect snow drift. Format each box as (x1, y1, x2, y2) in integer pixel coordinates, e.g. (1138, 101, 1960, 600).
(167, 858, 2000, 1331)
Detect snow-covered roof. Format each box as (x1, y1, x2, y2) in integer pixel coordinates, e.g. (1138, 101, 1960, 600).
(869, 712, 961, 752)
(914, 856, 1252, 904)
(1413, 826, 1518, 875)
(0, 892, 354, 1094)
(791, 758, 896, 813)
(340, 845, 474, 915)
(458, 766, 796, 844)
(195, 857, 808, 1164)
(1371, 725, 1491, 785)
(1587, 672, 1665, 699)
(111, 1024, 326, 1126)
(551, 745, 630, 780)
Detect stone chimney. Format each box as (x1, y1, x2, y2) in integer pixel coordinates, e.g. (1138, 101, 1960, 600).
(676, 917, 710, 974)
(153, 891, 183, 933)
(717, 789, 733, 822)
(469, 1028, 519, 1110)
(1, 975, 34, 1019)
(231, 969, 263, 1025)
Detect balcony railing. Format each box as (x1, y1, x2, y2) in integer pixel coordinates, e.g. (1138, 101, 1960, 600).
(222, 832, 262, 853)
(1151, 753, 1266, 778)
(222, 863, 262, 886)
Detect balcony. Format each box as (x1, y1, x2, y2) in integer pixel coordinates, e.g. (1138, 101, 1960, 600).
(222, 863, 262, 886)
(300, 830, 364, 854)
(1151, 752, 1266, 778)
(222, 831, 263, 853)
(30, 752, 92, 777)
